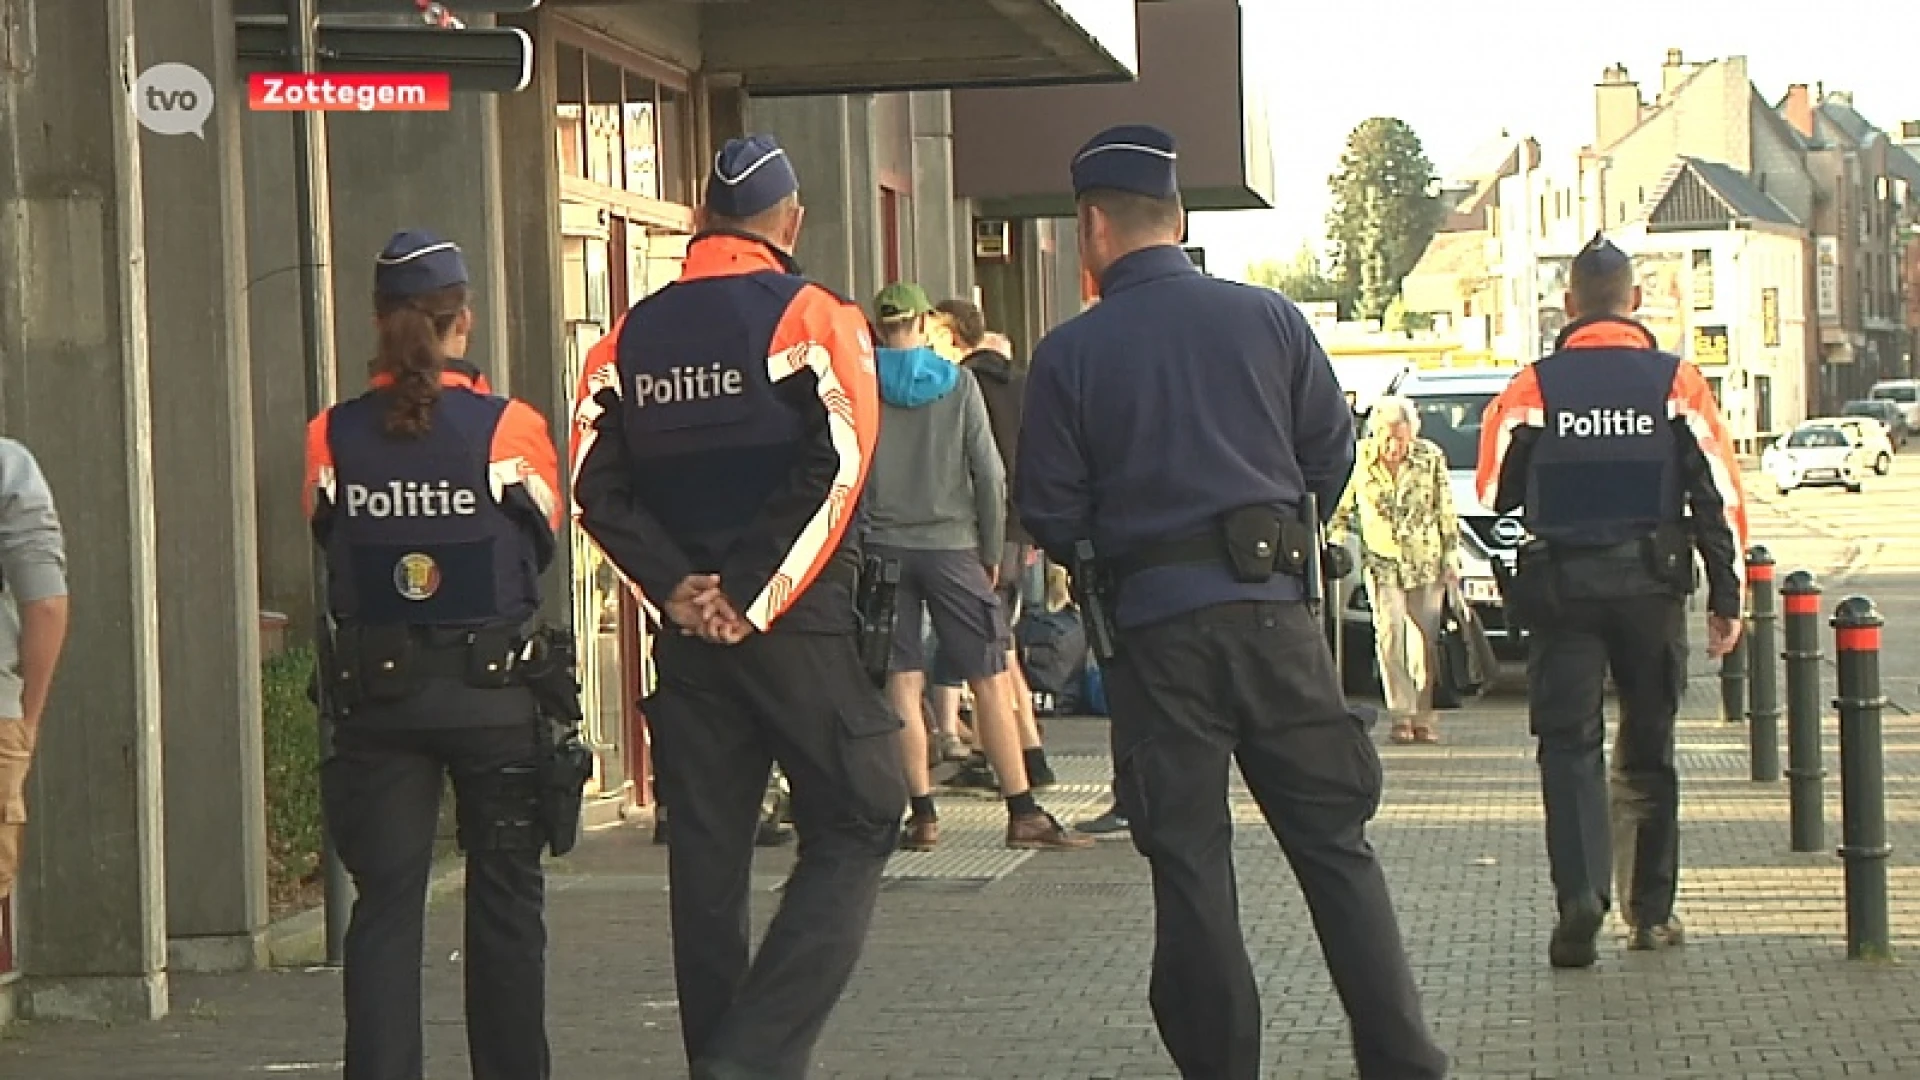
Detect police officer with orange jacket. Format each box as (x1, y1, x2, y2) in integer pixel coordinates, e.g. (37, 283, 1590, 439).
(570, 135, 904, 1080)
(1476, 233, 1748, 969)
(304, 229, 565, 1080)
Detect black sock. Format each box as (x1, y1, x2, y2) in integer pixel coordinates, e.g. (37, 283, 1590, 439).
(1005, 790, 1038, 818)
(910, 795, 937, 821)
(1023, 747, 1049, 775)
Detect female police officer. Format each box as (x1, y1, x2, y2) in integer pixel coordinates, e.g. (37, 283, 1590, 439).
(303, 229, 564, 1080)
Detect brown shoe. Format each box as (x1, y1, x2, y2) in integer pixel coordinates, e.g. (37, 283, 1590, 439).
(1007, 810, 1095, 850)
(899, 814, 939, 852)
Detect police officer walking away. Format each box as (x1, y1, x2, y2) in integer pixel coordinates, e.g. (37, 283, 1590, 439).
(1014, 124, 1448, 1080)
(570, 134, 907, 1079)
(1476, 233, 1748, 968)
(304, 229, 567, 1079)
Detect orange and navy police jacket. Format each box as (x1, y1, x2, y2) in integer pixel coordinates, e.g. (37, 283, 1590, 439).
(1475, 315, 1749, 618)
(304, 369, 561, 627)
(569, 230, 879, 633)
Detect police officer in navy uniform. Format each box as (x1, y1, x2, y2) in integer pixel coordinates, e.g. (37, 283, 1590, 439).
(1015, 124, 1448, 1080)
(1476, 233, 1748, 968)
(304, 229, 565, 1080)
(570, 135, 904, 1080)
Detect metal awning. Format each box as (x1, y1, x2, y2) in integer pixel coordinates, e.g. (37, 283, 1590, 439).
(545, 0, 1137, 96)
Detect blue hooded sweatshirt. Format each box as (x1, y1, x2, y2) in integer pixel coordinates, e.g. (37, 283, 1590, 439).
(865, 346, 1006, 559)
(877, 344, 960, 408)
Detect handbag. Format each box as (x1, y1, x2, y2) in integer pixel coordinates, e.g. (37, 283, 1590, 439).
(1433, 581, 1497, 707)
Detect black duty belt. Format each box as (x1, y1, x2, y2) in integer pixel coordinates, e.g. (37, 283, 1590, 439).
(1106, 531, 1223, 582)
(1105, 519, 1314, 585)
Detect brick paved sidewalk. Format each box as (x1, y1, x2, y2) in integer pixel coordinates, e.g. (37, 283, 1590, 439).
(8, 671, 1920, 1078)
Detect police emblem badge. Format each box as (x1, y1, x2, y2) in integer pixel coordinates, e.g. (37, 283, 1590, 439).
(393, 552, 442, 601)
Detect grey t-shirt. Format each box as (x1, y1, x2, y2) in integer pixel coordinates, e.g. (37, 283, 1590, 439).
(0, 439, 67, 720)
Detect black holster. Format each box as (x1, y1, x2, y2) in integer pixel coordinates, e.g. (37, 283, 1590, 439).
(518, 625, 593, 857)
(855, 555, 902, 688)
(1497, 539, 1562, 630)
(1072, 540, 1119, 664)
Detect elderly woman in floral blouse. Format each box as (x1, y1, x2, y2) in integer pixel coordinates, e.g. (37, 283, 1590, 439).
(1330, 395, 1459, 744)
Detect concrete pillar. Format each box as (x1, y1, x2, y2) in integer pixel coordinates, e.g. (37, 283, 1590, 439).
(909, 92, 963, 304)
(243, 82, 509, 632)
(0, 0, 169, 1021)
(496, 12, 572, 622)
(747, 95, 881, 304)
(136, 0, 270, 974)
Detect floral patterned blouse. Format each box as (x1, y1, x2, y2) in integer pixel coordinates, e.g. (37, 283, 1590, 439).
(1328, 435, 1458, 590)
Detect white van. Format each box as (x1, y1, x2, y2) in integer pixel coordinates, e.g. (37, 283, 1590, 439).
(1868, 379, 1920, 429)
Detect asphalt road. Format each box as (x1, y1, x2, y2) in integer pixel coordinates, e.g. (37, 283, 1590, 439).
(1746, 442, 1920, 715)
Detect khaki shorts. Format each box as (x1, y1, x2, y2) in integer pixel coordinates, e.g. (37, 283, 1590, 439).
(0, 720, 34, 900)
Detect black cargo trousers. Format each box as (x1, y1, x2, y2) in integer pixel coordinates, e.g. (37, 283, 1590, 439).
(1527, 554, 1689, 932)
(320, 685, 551, 1080)
(1103, 600, 1448, 1080)
(646, 626, 909, 1080)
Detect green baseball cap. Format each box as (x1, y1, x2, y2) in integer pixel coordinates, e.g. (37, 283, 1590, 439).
(874, 281, 933, 322)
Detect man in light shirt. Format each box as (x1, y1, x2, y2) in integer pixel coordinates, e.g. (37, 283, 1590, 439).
(0, 438, 70, 900)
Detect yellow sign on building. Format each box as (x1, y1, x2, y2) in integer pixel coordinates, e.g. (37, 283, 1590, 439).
(1761, 288, 1780, 347)
(1691, 325, 1729, 363)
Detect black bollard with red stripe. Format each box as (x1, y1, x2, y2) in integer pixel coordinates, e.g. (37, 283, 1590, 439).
(1832, 596, 1891, 960)
(1746, 546, 1781, 783)
(1781, 570, 1825, 853)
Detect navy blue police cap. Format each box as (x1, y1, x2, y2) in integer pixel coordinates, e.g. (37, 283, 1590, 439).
(1571, 231, 1632, 279)
(706, 134, 800, 219)
(374, 229, 468, 297)
(1071, 124, 1180, 200)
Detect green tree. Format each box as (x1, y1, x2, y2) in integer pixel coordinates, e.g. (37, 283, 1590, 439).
(1327, 117, 1443, 321)
(1247, 243, 1346, 309)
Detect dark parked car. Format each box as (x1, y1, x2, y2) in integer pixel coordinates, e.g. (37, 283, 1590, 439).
(1841, 399, 1910, 448)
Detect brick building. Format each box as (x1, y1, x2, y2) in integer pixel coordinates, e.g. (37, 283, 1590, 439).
(1781, 86, 1920, 404)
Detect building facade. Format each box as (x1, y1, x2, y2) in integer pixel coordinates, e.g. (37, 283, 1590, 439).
(0, 0, 1170, 1025)
(1782, 87, 1920, 404)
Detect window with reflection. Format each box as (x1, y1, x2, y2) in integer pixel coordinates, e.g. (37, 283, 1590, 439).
(555, 44, 585, 179)
(622, 72, 660, 200)
(551, 37, 696, 208)
(586, 56, 623, 189)
(659, 85, 689, 205)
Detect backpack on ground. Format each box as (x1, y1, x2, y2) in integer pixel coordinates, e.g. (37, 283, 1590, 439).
(1017, 607, 1089, 715)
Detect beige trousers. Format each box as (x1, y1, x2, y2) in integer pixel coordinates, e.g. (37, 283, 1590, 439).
(0, 719, 33, 900)
(1367, 572, 1446, 728)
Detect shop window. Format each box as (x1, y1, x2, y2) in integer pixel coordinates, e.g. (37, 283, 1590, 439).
(555, 44, 586, 180)
(586, 56, 623, 189)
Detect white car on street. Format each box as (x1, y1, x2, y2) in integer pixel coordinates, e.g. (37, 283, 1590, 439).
(1823, 416, 1896, 476)
(1762, 423, 1870, 495)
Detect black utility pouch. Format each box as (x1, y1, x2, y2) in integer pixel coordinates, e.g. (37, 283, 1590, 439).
(1503, 539, 1563, 629)
(1220, 506, 1283, 584)
(355, 624, 421, 702)
(1643, 523, 1697, 595)
(463, 627, 521, 689)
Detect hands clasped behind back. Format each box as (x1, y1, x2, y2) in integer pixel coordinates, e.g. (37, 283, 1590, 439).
(666, 573, 753, 645)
